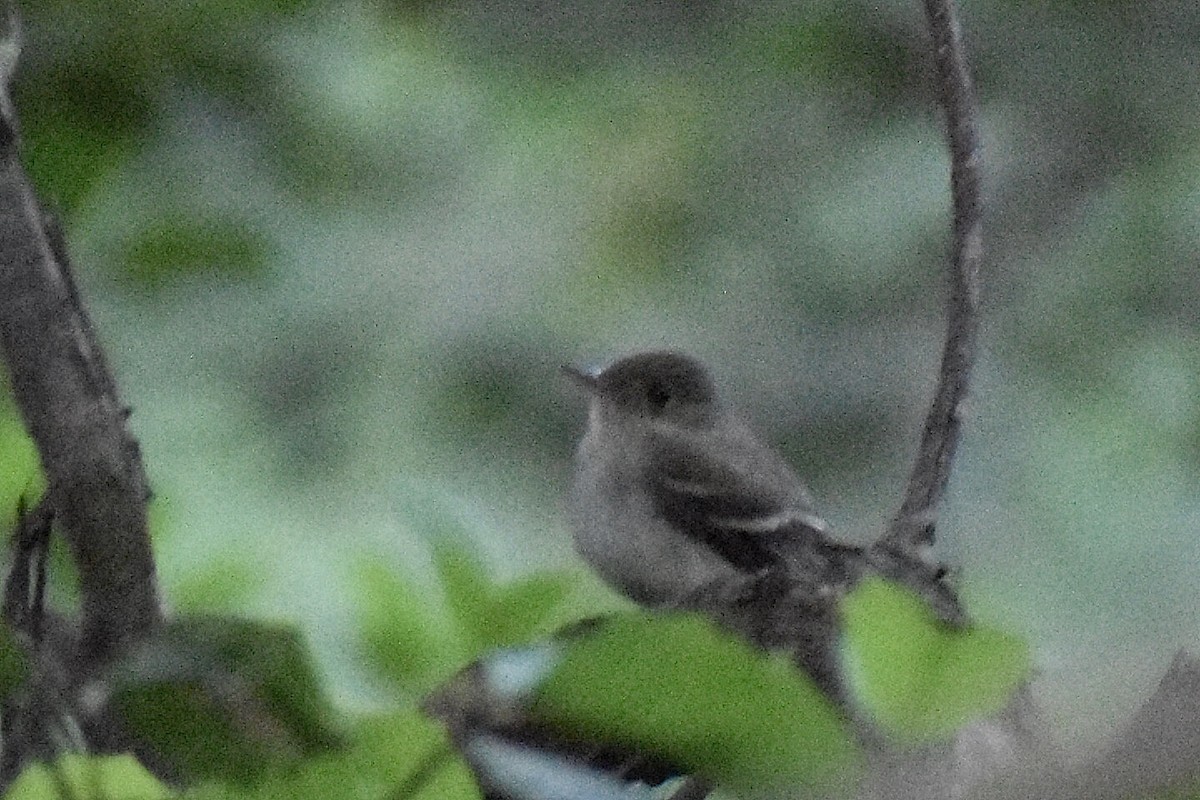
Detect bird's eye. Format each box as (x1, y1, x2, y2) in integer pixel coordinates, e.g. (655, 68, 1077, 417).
(645, 381, 672, 411)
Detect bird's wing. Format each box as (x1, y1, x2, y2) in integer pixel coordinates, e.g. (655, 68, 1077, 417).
(647, 432, 831, 573)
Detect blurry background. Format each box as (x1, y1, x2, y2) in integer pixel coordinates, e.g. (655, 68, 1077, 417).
(3, 0, 1200, 752)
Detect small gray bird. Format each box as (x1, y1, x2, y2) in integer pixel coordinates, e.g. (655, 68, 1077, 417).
(564, 351, 838, 607)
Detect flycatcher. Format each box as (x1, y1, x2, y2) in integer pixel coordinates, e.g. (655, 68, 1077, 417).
(565, 351, 836, 607)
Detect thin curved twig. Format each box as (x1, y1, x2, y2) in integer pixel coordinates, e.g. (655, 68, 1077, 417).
(880, 0, 983, 557)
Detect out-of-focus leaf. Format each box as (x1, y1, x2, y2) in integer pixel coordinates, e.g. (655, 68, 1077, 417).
(531, 613, 862, 797)
(431, 538, 497, 652)
(1142, 784, 1200, 800)
(0, 409, 43, 516)
(432, 536, 579, 650)
(19, 108, 138, 214)
(110, 616, 343, 785)
(238, 710, 477, 800)
(0, 619, 29, 697)
(352, 711, 481, 800)
(478, 573, 573, 648)
(122, 215, 272, 289)
(45, 532, 80, 610)
(840, 577, 1031, 743)
(432, 537, 492, 642)
(355, 545, 574, 695)
(173, 558, 260, 613)
(6, 754, 169, 800)
(355, 559, 466, 691)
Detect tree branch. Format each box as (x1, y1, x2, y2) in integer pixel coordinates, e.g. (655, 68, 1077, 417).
(0, 6, 160, 668)
(880, 0, 983, 557)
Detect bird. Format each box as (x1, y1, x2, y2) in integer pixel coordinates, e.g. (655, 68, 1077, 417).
(564, 350, 843, 607)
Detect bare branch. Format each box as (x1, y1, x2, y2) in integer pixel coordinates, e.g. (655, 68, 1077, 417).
(880, 0, 983, 557)
(0, 6, 160, 668)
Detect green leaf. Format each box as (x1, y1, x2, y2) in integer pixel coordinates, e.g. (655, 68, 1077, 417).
(477, 573, 574, 648)
(6, 754, 169, 800)
(0, 409, 43, 516)
(0, 618, 29, 696)
(355, 547, 574, 695)
(237, 710, 478, 800)
(431, 538, 499, 650)
(840, 577, 1031, 743)
(110, 616, 343, 785)
(122, 215, 272, 289)
(349, 711, 481, 800)
(531, 613, 862, 797)
(173, 558, 260, 613)
(355, 559, 466, 691)
(1143, 783, 1200, 800)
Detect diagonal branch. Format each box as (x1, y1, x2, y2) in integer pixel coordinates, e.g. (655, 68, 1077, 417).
(879, 0, 983, 557)
(0, 6, 160, 669)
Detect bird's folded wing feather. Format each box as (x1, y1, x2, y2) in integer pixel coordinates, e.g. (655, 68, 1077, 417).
(647, 433, 831, 572)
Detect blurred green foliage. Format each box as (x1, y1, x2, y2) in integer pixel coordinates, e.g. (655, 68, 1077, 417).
(122, 215, 273, 288)
(0, 619, 28, 699)
(0, 0, 1198, 771)
(111, 617, 343, 785)
(533, 612, 863, 797)
(2, 713, 477, 800)
(0, 398, 42, 518)
(6, 755, 169, 800)
(840, 578, 1030, 743)
(356, 537, 608, 696)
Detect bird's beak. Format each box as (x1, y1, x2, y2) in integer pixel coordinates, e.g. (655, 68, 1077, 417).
(561, 363, 601, 393)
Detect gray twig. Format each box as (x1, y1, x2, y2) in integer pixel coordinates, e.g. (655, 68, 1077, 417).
(0, 5, 160, 668)
(881, 0, 983, 557)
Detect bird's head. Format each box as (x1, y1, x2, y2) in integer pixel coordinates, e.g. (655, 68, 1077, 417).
(564, 351, 720, 428)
